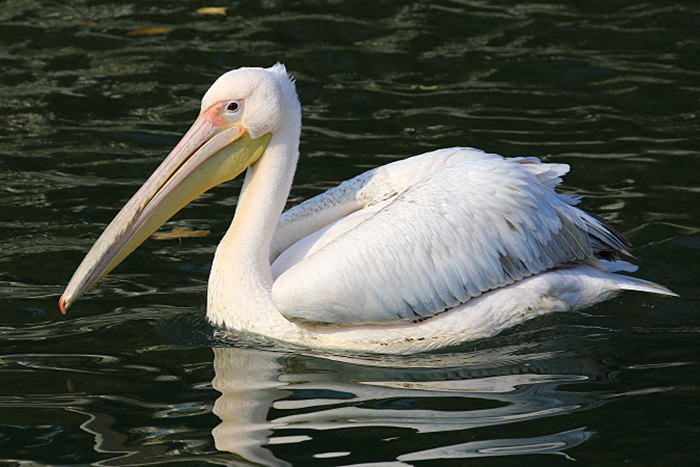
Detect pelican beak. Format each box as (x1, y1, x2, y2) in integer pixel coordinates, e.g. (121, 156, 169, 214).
(59, 103, 271, 313)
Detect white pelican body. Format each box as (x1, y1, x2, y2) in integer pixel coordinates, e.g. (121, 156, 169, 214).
(60, 64, 675, 354)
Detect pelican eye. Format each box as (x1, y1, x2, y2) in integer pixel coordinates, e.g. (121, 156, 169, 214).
(226, 101, 241, 113)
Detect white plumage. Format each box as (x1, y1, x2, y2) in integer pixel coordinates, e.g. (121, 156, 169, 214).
(271, 148, 612, 326)
(60, 64, 676, 354)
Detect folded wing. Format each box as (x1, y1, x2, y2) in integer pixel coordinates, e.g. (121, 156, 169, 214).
(271, 151, 626, 326)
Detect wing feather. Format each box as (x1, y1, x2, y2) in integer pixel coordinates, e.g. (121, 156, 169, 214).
(270, 147, 502, 262)
(271, 151, 624, 326)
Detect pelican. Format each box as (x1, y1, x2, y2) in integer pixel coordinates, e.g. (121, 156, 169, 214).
(59, 64, 675, 354)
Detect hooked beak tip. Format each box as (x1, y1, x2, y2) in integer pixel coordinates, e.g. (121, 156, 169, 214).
(59, 296, 67, 314)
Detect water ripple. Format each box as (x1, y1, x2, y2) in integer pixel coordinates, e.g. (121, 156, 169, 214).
(0, 0, 699, 465)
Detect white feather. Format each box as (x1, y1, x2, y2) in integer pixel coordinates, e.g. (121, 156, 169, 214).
(271, 153, 599, 326)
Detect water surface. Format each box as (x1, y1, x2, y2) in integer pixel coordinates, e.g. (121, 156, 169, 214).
(1, 1, 699, 465)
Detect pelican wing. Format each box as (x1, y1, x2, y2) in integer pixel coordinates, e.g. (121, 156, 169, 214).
(271, 152, 624, 326)
(271, 148, 501, 262)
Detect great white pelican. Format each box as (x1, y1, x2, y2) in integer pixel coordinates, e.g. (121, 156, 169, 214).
(59, 64, 675, 354)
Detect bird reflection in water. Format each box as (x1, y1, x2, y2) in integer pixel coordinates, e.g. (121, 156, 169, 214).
(211, 345, 599, 466)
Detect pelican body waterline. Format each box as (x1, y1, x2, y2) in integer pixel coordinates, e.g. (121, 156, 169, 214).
(59, 64, 675, 354)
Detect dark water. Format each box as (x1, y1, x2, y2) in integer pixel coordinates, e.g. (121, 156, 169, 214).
(1, 0, 699, 465)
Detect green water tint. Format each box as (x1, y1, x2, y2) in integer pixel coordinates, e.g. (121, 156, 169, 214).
(1, 0, 699, 465)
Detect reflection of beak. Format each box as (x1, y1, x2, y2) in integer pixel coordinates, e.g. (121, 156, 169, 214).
(59, 103, 272, 313)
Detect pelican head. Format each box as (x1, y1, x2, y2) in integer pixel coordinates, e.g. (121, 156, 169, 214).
(60, 64, 298, 312)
